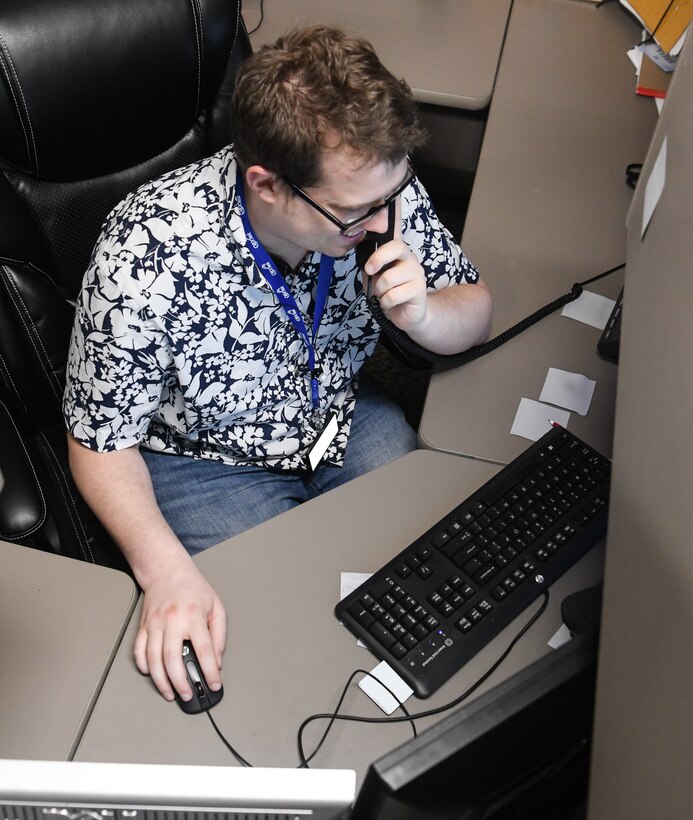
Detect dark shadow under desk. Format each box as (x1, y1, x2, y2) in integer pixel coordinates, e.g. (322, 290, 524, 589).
(74, 449, 604, 789)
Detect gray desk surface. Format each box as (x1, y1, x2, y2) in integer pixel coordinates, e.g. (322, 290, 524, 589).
(0, 541, 137, 760)
(419, 0, 658, 465)
(75, 450, 603, 789)
(243, 0, 512, 110)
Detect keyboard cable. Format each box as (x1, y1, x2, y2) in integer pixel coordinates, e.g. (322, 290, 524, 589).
(200, 590, 551, 768)
(298, 589, 551, 767)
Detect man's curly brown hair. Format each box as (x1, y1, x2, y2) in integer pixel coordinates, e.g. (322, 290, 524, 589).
(230, 25, 426, 188)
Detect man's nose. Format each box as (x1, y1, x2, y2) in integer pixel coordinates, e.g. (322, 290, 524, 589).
(364, 205, 390, 235)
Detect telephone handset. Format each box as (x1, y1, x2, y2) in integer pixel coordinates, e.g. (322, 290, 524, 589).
(355, 199, 397, 298)
(355, 200, 599, 370)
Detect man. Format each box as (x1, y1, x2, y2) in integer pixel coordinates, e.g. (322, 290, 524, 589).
(63, 26, 492, 703)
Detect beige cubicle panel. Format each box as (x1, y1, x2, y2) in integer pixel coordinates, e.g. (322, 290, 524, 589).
(419, 0, 657, 466)
(243, 0, 512, 110)
(586, 29, 693, 820)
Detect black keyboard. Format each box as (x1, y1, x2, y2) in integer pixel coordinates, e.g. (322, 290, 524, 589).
(335, 427, 610, 697)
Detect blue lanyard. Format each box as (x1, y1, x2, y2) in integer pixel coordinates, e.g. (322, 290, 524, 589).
(236, 174, 335, 412)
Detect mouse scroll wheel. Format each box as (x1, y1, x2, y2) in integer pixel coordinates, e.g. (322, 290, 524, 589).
(185, 660, 207, 698)
(185, 660, 202, 683)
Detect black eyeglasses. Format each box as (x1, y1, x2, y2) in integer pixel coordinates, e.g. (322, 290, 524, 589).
(282, 159, 415, 236)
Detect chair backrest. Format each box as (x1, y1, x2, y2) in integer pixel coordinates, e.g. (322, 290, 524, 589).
(0, 0, 251, 568)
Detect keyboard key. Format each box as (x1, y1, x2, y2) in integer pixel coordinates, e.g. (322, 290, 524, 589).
(491, 585, 507, 601)
(431, 531, 451, 547)
(370, 602, 386, 618)
(455, 616, 473, 633)
(413, 623, 429, 641)
(396, 563, 412, 579)
(390, 642, 407, 660)
(347, 603, 374, 627)
(438, 601, 455, 618)
(368, 621, 396, 648)
(412, 605, 427, 621)
(449, 592, 465, 609)
(402, 633, 418, 650)
(401, 612, 418, 630)
(371, 578, 395, 599)
(423, 614, 440, 631)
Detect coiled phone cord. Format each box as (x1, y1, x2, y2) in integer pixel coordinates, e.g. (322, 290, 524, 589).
(368, 262, 624, 369)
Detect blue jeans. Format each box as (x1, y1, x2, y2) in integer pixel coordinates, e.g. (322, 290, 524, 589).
(141, 377, 417, 554)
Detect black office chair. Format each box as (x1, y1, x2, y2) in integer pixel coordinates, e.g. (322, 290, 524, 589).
(0, 0, 251, 571)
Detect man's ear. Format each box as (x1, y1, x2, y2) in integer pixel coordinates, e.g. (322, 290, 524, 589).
(244, 165, 282, 204)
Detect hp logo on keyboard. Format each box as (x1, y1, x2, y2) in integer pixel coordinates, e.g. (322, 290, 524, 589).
(535, 574, 545, 584)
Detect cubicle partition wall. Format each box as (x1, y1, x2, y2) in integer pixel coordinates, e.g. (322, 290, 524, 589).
(587, 29, 693, 820)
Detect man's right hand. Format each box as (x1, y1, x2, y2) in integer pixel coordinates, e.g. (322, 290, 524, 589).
(134, 564, 227, 702)
(67, 435, 227, 701)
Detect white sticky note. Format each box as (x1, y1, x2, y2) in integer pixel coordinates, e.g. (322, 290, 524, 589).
(548, 623, 573, 650)
(340, 572, 371, 647)
(561, 290, 615, 330)
(510, 399, 570, 442)
(358, 661, 414, 715)
(340, 572, 371, 601)
(540, 368, 596, 416)
(642, 136, 667, 239)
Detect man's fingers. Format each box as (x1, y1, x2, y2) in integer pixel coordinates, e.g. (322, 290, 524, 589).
(208, 598, 228, 670)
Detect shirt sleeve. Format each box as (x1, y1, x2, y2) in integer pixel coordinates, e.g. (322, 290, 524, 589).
(401, 176, 480, 289)
(63, 251, 170, 453)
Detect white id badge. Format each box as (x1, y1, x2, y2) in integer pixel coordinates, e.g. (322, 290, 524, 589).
(305, 412, 339, 471)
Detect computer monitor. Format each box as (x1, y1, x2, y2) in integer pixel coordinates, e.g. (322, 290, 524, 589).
(350, 632, 598, 820)
(0, 760, 355, 820)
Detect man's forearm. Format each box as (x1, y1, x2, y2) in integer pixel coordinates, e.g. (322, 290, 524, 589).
(407, 280, 493, 355)
(67, 435, 193, 587)
(67, 433, 227, 702)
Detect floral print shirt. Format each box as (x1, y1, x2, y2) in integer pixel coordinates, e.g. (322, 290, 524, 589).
(63, 145, 480, 471)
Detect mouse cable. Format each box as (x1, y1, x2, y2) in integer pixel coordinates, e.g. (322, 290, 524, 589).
(204, 589, 550, 769)
(298, 589, 550, 768)
(203, 668, 415, 770)
(298, 669, 420, 769)
(206, 710, 254, 767)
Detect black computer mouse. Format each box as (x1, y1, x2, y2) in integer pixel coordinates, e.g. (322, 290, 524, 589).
(174, 640, 224, 714)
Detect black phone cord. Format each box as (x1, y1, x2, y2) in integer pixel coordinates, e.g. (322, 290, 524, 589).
(368, 263, 624, 370)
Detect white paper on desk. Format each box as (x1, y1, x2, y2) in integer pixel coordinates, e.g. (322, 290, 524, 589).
(340, 572, 371, 647)
(340, 572, 371, 600)
(561, 290, 615, 330)
(359, 661, 414, 715)
(511, 398, 570, 442)
(540, 368, 596, 416)
(548, 623, 573, 650)
(642, 136, 667, 239)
